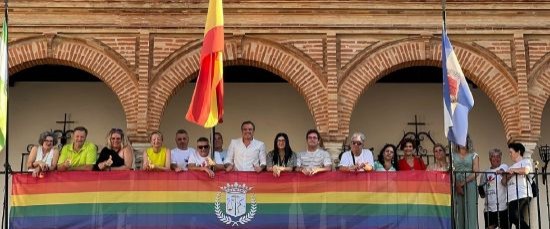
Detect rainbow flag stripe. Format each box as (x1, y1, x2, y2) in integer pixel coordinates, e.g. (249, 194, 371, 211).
(10, 171, 451, 229)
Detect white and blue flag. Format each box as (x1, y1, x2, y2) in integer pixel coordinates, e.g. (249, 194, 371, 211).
(442, 29, 474, 146)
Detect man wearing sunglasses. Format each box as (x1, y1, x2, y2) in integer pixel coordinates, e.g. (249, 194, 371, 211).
(188, 137, 224, 178)
(338, 132, 374, 172)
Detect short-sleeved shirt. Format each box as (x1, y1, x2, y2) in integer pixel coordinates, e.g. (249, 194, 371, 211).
(506, 159, 532, 201)
(338, 149, 374, 171)
(373, 161, 396, 171)
(266, 151, 297, 168)
(297, 148, 332, 168)
(188, 151, 223, 167)
(58, 142, 97, 167)
(146, 147, 168, 168)
(171, 147, 195, 171)
(216, 150, 228, 162)
(481, 164, 509, 212)
(224, 138, 266, 172)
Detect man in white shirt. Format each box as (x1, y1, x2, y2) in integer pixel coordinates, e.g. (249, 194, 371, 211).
(214, 132, 227, 162)
(170, 129, 195, 172)
(338, 132, 374, 172)
(480, 148, 508, 229)
(188, 137, 224, 178)
(296, 129, 332, 176)
(224, 121, 266, 172)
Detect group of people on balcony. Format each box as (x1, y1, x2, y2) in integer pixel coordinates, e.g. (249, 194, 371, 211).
(26, 121, 534, 229)
(26, 120, 453, 177)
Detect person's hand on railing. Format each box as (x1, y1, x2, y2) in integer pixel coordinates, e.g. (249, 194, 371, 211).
(253, 164, 264, 173)
(302, 167, 313, 176)
(347, 165, 359, 172)
(224, 164, 234, 172)
(363, 163, 373, 172)
(202, 167, 215, 178)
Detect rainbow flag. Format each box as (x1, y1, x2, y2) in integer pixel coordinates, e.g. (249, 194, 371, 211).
(10, 171, 451, 229)
(185, 0, 224, 128)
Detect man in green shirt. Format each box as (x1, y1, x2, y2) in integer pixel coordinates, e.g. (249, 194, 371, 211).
(57, 126, 97, 171)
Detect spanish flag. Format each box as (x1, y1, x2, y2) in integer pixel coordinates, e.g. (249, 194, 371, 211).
(186, 0, 224, 128)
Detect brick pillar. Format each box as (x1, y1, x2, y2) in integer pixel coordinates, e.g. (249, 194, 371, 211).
(324, 33, 344, 162)
(513, 33, 532, 143)
(136, 32, 151, 142)
(132, 32, 152, 166)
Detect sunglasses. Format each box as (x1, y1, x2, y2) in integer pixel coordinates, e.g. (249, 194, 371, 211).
(351, 141, 362, 146)
(197, 145, 210, 150)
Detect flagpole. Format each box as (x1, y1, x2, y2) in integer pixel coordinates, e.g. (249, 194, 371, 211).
(441, 1, 455, 229)
(2, 0, 9, 228)
(211, 126, 215, 162)
(442, 0, 447, 31)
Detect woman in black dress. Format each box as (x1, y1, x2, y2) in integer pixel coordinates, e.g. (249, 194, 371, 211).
(94, 128, 133, 171)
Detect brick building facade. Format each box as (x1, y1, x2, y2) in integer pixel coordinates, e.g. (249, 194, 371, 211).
(5, 0, 550, 155)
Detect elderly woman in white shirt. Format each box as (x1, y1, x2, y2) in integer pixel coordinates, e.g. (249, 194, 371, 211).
(26, 131, 60, 177)
(501, 142, 532, 229)
(338, 132, 374, 172)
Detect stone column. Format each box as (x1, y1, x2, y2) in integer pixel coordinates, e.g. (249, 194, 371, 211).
(522, 142, 537, 160)
(323, 141, 345, 168)
(131, 142, 150, 170)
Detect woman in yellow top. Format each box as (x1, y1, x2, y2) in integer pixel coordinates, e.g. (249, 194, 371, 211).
(142, 131, 171, 171)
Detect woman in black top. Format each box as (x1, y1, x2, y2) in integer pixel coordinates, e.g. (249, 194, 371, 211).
(94, 128, 133, 171)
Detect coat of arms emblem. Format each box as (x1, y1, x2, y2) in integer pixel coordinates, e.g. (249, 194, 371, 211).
(215, 182, 257, 226)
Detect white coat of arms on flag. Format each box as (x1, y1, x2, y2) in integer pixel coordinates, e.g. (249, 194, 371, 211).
(215, 182, 257, 226)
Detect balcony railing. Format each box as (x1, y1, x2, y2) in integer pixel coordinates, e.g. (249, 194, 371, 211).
(452, 170, 548, 229)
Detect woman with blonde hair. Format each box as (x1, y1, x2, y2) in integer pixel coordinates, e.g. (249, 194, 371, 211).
(427, 144, 449, 172)
(94, 128, 133, 171)
(142, 131, 171, 171)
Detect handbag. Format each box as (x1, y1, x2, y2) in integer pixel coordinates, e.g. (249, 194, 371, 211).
(528, 177, 539, 198)
(478, 184, 486, 198)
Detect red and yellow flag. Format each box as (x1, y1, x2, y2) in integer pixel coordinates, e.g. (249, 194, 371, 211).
(186, 0, 224, 128)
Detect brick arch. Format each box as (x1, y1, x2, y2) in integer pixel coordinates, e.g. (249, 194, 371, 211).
(338, 36, 517, 140)
(8, 35, 139, 135)
(149, 36, 327, 132)
(527, 52, 550, 142)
